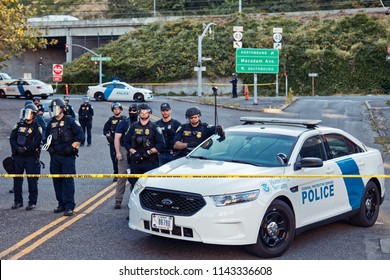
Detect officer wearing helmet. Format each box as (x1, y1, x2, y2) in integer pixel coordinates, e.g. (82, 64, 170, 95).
(124, 103, 165, 189)
(174, 106, 224, 158)
(9, 103, 42, 211)
(113, 103, 139, 209)
(78, 96, 94, 146)
(63, 96, 76, 119)
(103, 102, 126, 181)
(33, 96, 44, 112)
(46, 98, 85, 216)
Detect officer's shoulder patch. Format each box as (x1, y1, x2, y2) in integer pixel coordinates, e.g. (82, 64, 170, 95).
(156, 126, 163, 134)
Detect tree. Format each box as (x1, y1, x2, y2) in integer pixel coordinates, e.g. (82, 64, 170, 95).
(0, 0, 51, 68)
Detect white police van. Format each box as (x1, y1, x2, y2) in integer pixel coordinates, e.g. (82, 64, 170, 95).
(128, 117, 385, 258)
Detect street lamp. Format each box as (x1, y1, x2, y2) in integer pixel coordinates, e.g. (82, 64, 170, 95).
(197, 22, 216, 97)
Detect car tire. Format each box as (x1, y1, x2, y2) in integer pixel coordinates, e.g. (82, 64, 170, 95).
(95, 92, 104, 101)
(0, 90, 5, 98)
(25, 91, 33, 100)
(245, 199, 295, 258)
(349, 181, 380, 227)
(42, 96, 48, 100)
(134, 92, 144, 102)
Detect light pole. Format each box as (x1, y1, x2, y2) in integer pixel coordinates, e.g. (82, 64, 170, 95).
(70, 43, 103, 84)
(197, 22, 215, 97)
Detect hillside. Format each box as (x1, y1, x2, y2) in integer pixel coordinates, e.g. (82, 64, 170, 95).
(61, 11, 390, 96)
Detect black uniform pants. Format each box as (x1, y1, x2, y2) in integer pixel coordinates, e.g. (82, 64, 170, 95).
(80, 119, 92, 145)
(13, 155, 40, 205)
(109, 143, 118, 174)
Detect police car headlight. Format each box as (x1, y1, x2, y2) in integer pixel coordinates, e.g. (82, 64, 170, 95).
(132, 181, 144, 196)
(210, 190, 260, 207)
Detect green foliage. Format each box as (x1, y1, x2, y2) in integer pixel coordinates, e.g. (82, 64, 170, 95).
(63, 13, 390, 95)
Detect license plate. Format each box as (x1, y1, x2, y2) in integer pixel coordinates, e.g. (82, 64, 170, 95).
(151, 214, 174, 231)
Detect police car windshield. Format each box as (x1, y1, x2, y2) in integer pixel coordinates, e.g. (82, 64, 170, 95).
(190, 131, 296, 167)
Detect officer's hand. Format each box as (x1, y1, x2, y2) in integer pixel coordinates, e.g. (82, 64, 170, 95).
(64, 145, 76, 156)
(132, 152, 142, 162)
(142, 151, 150, 160)
(216, 125, 225, 139)
(187, 142, 198, 148)
(17, 147, 27, 155)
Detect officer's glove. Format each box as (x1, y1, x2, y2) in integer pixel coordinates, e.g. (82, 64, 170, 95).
(142, 151, 151, 161)
(17, 147, 27, 155)
(187, 142, 198, 148)
(132, 152, 142, 162)
(64, 145, 78, 156)
(216, 125, 225, 140)
(106, 135, 114, 144)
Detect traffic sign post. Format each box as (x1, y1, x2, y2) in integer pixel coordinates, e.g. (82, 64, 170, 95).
(52, 64, 63, 83)
(236, 48, 279, 74)
(91, 57, 111, 61)
(308, 73, 318, 96)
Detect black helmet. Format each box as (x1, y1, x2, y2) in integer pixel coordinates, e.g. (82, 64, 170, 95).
(185, 106, 201, 118)
(129, 103, 138, 112)
(24, 100, 33, 107)
(22, 104, 38, 121)
(33, 96, 41, 101)
(111, 102, 123, 111)
(63, 96, 69, 101)
(138, 103, 152, 114)
(50, 98, 66, 109)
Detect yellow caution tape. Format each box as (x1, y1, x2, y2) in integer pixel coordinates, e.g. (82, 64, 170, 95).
(0, 173, 388, 179)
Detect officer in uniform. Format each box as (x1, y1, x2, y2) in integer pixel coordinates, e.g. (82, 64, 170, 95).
(156, 103, 181, 165)
(46, 98, 85, 216)
(33, 96, 44, 112)
(113, 103, 138, 209)
(174, 106, 224, 158)
(124, 103, 165, 188)
(9, 104, 42, 210)
(78, 96, 94, 147)
(230, 73, 238, 98)
(103, 102, 126, 182)
(63, 96, 76, 119)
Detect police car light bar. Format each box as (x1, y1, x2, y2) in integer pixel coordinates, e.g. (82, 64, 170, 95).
(240, 117, 322, 128)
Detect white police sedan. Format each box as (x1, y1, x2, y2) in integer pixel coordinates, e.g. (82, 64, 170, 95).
(0, 79, 54, 99)
(87, 81, 153, 102)
(128, 117, 385, 258)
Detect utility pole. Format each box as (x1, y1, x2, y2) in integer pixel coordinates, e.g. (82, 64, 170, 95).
(70, 43, 103, 84)
(197, 22, 216, 97)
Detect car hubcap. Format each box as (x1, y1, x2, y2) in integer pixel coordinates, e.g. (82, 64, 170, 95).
(261, 211, 287, 248)
(365, 189, 376, 219)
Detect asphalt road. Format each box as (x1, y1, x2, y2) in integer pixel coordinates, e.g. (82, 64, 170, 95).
(0, 94, 389, 261)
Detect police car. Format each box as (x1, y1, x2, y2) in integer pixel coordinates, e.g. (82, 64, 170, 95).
(128, 117, 385, 258)
(87, 81, 153, 102)
(0, 79, 54, 99)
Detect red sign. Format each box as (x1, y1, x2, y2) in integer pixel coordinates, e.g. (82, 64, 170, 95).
(52, 64, 63, 76)
(53, 75, 63, 82)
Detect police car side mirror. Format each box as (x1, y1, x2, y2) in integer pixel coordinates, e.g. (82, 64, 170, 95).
(294, 157, 323, 170)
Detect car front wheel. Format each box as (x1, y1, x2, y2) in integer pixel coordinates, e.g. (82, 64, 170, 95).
(0, 90, 5, 98)
(246, 199, 295, 258)
(350, 181, 380, 227)
(134, 92, 144, 102)
(25, 91, 33, 100)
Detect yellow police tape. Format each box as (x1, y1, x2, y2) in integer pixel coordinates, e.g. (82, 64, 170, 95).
(0, 173, 389, 179)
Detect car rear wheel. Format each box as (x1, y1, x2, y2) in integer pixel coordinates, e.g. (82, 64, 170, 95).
(246, 199, 295, 258)
(95, 92, 104, 101)
(42, 96, 48, 100)
(350, 181, 380, 227)
(25, 91, 33, 100)
(0, 90, 5, 98)
(134, 92, 144, 102)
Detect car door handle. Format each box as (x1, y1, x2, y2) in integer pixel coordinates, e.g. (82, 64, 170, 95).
(326, 167, 335, 174)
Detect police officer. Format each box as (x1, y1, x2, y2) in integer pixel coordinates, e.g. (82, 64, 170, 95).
(46, 98, 85, 216)
(36, 106, 47, 142)
(124, 103, 165, 188)
(156, 103, 181, 165)
(33, 96, 44, 111)
(103, 102, 126, 182)
(230, 73, 238, 98)
(78, 96, 93, 146)
(63, 96, 76, 119)
(113, 103, 138, 209)
(174, 106, 224, 158)
(9, 104, 42, 210)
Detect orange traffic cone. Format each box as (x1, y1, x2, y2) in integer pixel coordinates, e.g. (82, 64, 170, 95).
(244, 84, 249, 100)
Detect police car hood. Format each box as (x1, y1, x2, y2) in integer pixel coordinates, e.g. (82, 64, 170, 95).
(143, 157, 285, 195)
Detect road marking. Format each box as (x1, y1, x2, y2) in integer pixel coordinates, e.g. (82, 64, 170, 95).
(0, 183, 117, 260)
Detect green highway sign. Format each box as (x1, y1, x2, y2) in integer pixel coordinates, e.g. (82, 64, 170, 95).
(91, 56, 111, 61)
(236, 48, 279, 74)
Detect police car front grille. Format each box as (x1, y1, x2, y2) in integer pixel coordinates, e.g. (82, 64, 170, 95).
(140, 188, 206, 216)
